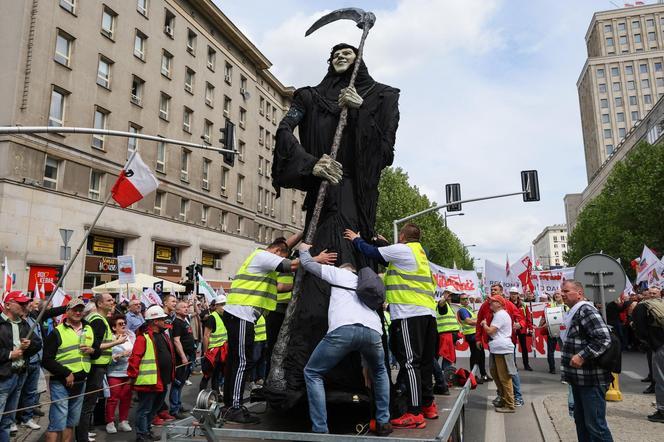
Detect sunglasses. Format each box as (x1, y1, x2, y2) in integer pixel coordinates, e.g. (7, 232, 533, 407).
(116, 322, 126, 326)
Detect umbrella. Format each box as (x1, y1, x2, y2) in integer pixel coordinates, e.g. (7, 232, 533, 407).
(91, 273, 185, 294)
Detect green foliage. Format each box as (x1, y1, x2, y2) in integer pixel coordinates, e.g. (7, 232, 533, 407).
(375, 167, 474, 269)
(565, 140, 664, 277)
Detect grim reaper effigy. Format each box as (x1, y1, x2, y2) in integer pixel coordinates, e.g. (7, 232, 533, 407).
(265, 8, 400, 410)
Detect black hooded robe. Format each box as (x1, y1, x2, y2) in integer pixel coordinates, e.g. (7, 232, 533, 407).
(269, 52, 400, 408)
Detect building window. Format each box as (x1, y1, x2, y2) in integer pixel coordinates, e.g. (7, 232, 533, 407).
(48, 88, 67, 127)
(257, 186, 263, 211)
(258, 225, 264, 242)
(606, 37, 614, 47)
(632, 20, 640, 30)
(207, 46, 216, 71)
(598, 83, 607, 93)
(60, 0, 75, 14)
(642, 79, 650, 89)
(154, 244, 178, 264)
(159, 93, 170, 120)
(97, 56, 112, 89)
(201, 205, 208, 224)
(272, 107, 277, 124)
(265, 130, 271, 149)
(259, 126, 264, 144)
(616, 112, 625, 122)
(629, 95, 637, 105)
(239, 107, 246, 129)
(611, 67, 619, 77)
(240, 76, 247, 94)
(647, 18, 655, 28)
(265, 159, 270, 178)
(612, 82, 620, 91)
(625, 65, 633, 75)
(603, 128, 612, 139)
(184, 67, 194, 93)
(291, 201, 297, 223)
(259, 96, 265, 115)
(656, 62, 663, 72)
(634, 33, 642, 43)
(183, 107, 192, 133)
(101, 7, 117, 39)
(600, 98, 608, 108)
(156, 141, 166, 173)
(203, 119, 212, 144)
(220, 167, 228, 196)
(161, 50, 173, 78)
(601, 114, 610, 123)
(640, 63, 648, 73)
(627, 80, 635, 90)
(43, 156, 59, 189)
(89, 170, 103, 200)
(604, 24, 612, 33)
(134, 31, 146, 61)
(202, 159, 210, 190)
(54, 30, 73, 66)
(186, 29, 196, 55)
(258, 156, 264, 175)
(619, 35, 627, 45)
(618, 22, 626, 31)
(137, 0, 148, 17)
(597, 68, 605, 78)
(131, 76, 144, 106)
(154, 191, 163, 215)
(180, 149, 189, 182)
(237, 175, 244, 202)
(224, 63, 233, 84)
(266, 102, 271, 121)
(92, 108, 108, 150)
(205, 82, 214, 107)
(645, 94, 652, 104)
(264, 188, 269, 213)
(657, 77, 664, 87)
(237, 216, 244, 235)
(619, 127, 626, 137)
(631, 110, 639, 120)
(128, 123, 141, 157)
(220, 211, 228, 232)
(649, 32, 656, 42)
(238, 140, 245, 162)
(179, 198, 189, 221)
(223, 96, 231, 117)
(164, 9, 175, 37)
(615, 96, 623, 107)
(606, 144, 614, 155)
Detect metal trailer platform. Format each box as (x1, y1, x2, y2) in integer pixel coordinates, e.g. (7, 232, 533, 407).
(161, 372, 475, 442)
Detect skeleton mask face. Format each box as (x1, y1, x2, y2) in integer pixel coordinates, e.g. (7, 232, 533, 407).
(331, 48, 356, 73)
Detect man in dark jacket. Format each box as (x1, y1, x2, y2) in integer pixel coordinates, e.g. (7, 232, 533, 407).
(632, 298, 664, 423)
(0, 291, 41, 442)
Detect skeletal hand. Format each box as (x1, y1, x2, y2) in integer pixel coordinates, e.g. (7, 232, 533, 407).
(312, 154, 342, 184)
(338, 87, 363, 109)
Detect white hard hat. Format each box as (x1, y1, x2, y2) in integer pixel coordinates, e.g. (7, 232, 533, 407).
(444, 285, 457, 294)
(509, 286, 520, 294)
(145, 305, 167, 320)
(211, 294, 227, 305)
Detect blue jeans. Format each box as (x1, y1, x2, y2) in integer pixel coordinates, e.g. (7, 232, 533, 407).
(170, 356, 193, 415)
(304, 325, 389, 433)
(47, 380, 85, 432)
(18, 362, 41, 423)
(571, 384, 613, 442)
(136, 390, 167, 437)
(0, 373, 27, 442)
(512, 372, 523, 402)
(433, 357, 445, 385)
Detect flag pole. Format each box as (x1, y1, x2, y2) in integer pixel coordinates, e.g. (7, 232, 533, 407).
(26, 150, 140, 339)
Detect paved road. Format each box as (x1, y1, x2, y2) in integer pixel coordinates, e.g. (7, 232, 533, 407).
(463, 351, 651, 442)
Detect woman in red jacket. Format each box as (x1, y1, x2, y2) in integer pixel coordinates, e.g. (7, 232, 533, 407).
(127, 306, 175, 442)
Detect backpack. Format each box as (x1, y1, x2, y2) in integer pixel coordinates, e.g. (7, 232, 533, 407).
(329, 267, 386, 310)
(643, 299, 664, 329)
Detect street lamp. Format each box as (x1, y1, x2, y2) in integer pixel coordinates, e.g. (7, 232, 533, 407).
(463, 244, 476, 248)
(443, 211, 464, 227)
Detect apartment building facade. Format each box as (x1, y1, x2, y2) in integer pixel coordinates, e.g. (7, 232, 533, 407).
(0, 0, 305, 293)
(532, 224, 568, 269)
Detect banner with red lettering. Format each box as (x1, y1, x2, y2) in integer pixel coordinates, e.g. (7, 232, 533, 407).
(429, 262, 482, 299)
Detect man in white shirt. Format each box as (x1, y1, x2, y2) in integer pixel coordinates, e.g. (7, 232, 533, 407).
(298, 243, 392, 437)
(480, 295, 516, 413)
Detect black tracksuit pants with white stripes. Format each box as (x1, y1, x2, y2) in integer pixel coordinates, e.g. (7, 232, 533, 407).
(223, 311, 256, 408)
(390, 314, 437, 414)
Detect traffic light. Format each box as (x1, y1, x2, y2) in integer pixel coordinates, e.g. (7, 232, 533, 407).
(445, 183, 462, 212)
(219, 119, 236, 167)
(521, 170, 540, 202)
(185, 264, 195, 282)
(195, 264, 203, 280)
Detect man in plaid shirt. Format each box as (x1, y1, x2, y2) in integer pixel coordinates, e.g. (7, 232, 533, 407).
(560, 280, 614, 442)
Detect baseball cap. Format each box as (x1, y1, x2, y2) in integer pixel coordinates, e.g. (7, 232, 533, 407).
(489, 295, 505, 306)
(66, 297, 85, 310)
(4, 291, 30, 304)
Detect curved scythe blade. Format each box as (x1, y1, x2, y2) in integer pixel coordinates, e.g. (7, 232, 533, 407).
(305, 7, 375, 36)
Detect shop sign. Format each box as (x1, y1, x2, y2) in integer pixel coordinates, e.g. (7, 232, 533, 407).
(155, 245, 173, 262)
(201, 252, 215, 267)
(153, 263, 182, 278)
(28, 265, 61, 292)
(85, 256, 118, 274)
(92, 235, 115, 254)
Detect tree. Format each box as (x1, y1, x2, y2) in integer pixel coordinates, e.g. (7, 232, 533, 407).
(374, 167, 474, 269)
(565, 140, 664, 277)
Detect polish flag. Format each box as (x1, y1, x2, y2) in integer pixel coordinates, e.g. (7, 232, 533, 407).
(3, 257, 12, 294)
(111, 153, 159, 208)
(52, 288, 71, 308)
(510, 251, 535, 293)
(34, 282, 46, 300)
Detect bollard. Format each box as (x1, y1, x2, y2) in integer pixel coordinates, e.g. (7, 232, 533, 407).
(605, 372, 623, 401)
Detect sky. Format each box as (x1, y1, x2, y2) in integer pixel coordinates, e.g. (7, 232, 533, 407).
(213, 0, 628, 269)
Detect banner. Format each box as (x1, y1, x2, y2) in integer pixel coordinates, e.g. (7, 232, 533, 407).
(141, 287, 162, 306)
(117, 255, 136, 284)
(429, 262, 481, 299)
(636, 245, 663, 284)
(197, 273, 217, 304)
(532, 270, 564, 296)
(484, 259, 520, 292)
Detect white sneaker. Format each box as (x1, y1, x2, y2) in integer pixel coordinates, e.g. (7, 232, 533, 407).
(88, 432, 97, 437)
(10, 424, 17, 433)
(185, 379, 192, 386)
(88, 431, 97, 440)
(118, 421, 132, 432)
(22, 419, 41, 430)
(106, 422, 117, 434)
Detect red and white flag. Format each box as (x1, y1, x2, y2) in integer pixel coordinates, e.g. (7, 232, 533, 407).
(34, 282, 46, 300)
(141, 287, 162, 307)
(636, 245, 663, 284)
(52, 288, 71, 308)
(111, 153, 159, 208)
(510, 250, 535, 294)
(3, 257, 12, 294)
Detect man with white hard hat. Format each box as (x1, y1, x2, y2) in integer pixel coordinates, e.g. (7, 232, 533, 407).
(127, 305, 175, 442)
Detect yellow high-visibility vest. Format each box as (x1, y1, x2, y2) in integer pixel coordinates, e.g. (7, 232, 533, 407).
(277, 273, 294, 303)
(384, 243, 436, 310)
(55, 322, 94, 374)
(457, 307, 477, 336)
(208, 311, 227, 348)
(227, 249, 279, 311)
(87, 312, 112, 365)
(255, 315, 267, 342)
(135, 336, 157, 386)
(436, 302, 460, 333)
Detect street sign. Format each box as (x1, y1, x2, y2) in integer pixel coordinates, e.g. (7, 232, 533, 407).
(59, 246, 71, 261)
(574, 253, 626, 321)
(59, 229, 74, 246)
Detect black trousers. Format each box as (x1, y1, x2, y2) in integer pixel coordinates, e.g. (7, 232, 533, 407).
(466, 334, 486, 376)
(76, 364, 107, 442)
(223, 311, 255, 408)
(389, 315, 437, 413)
(265, 307, 286, 375)
(517, 333, 530, 368)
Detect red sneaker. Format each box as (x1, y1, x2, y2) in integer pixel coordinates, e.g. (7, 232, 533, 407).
(422, 401, 439, 419)
(158, 411, 176, 422)
(151, 416, 165, 426)
(389, 412, 426, 429)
